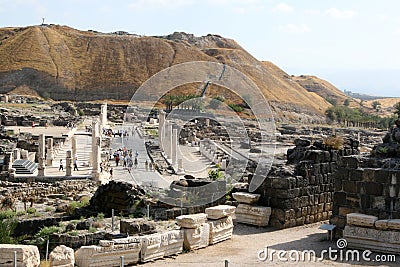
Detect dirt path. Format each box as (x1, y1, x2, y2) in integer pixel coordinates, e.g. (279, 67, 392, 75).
(146, 222, 398, 267)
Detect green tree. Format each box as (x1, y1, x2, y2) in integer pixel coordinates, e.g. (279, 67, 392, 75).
(372, 101, 381, 111)
(344, 98, 350, 106)
(394, 102, 400, 117)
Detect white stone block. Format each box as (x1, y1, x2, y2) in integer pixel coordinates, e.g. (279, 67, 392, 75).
(347, 213, 377, 227)
(0, 244, 40, 267)
(232, 192, 260, 204)
(205, 205, 236, 220)
(374, 220, 389, 230)
(235, 204, 271, 227)
(387, 219, 400, 231)
(182, 223, 210, 251)
(208, 216, 234, 245)
(140, 230, 183, 262)
(176, 213, 207, 229)
(49, 245, 74, 267)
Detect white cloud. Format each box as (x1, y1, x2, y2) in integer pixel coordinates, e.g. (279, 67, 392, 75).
(272, 3, 294, 13)
(279, 23, 310, 34)
(325, 8, 355, 19)
(129, 0, 193, 10)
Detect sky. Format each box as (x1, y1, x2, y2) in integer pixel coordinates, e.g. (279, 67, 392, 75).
(1, 0, 400, 97)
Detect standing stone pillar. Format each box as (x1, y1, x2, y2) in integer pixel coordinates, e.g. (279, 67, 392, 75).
(205, 118, 210, 127)
(158, 111, 166, 151)
(13, 148, 20, 161)
(71, 136, 77, 158)
(92, 137, 101, 180)
(172, 128, 178, 165)
(89, 120, 99, 167)
(38, 134, 46, 176)
(46, 138, 54, 166)
(66, 150, 72, 176)
(177, 158, 184, 174)
(221, 159, 227, 170)
(100, 103, 107, 127)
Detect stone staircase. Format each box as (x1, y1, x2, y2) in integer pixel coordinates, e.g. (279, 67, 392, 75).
(12, 159, 38, 174)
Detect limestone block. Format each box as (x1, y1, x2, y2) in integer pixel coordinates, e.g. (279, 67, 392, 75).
(182, 223, 210, 251)
(140, 230, 183, 262)
(235, 204, 271, 227)
(75, 241, 142, 267)
(205, 205, 236, 220)
(49, 245, 74, 267)
(120, 218, 156, 235)
(232, 192, 260, 204)
(375, 220, 389, 230)
(343, 225, 400, 254)
(387, 219, 400, 231)
(176, 213, 207, 229)
(0, 244, 40, 267)
(208, 216, 234, 245)
(346, 213, 377, 227)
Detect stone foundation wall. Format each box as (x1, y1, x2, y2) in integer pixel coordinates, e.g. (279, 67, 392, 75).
(331, 155, 400, 237)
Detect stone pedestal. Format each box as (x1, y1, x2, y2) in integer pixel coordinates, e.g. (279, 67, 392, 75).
(49, 245, 74, 267)
(176, 213, 208, 229)
(66, 150, 72, 176)
(182, 223, 210, 251)
(37, 134, 45, 176)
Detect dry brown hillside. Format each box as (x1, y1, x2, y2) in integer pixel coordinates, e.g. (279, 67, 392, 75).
(0, 25, 334, 121)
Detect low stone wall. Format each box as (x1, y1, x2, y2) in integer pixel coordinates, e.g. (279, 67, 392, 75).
(331, 155, 400, 237)
(343, 213, 400, 254)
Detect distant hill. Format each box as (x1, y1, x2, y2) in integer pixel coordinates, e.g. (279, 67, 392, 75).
(0, 25, 354, 122)
(343, 90, 395, 101)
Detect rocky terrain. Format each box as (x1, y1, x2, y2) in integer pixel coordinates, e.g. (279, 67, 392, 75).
(0, 24, 357, 122)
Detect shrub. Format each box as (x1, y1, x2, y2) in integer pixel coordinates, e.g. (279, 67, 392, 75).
(208, 166, 224, 181)
(0, 210, 16, 220)
(26, 207, 37, 214)
(66, 199, 90, 215)
(228, 103, 243, 113)
(0, 219, 17, 244)
(323, 136, 345, 150)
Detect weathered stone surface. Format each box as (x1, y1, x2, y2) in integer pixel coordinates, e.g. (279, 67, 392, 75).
(374, 220, 389, 230)
(235, 204, 271, 227)
(205, 205, 236, 220)
(49, 245, 74, 267)
(74, 239, 142, 267)
(344, 225, 400, 254)
(120, 218, 156, 235)
(182, 223, 210, 251)
(140, 230, 183, 262)
(176, 213, 207, 229)
(387, 219, 400, 231)
(232, 192, 260, 204)
(0, 244, 40, 267)
(347, 213, 377, 227)
(208, 216, 234, 245)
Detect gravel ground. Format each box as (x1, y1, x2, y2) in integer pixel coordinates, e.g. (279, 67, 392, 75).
(146, 221, 399, 267)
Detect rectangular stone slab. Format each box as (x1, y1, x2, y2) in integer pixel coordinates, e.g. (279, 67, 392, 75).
(74, 242, 142, 267)
(176, 213, 207, 229)
(183, 223, 210, 251)
(235, 204, 271, 227)
(232, 192, 260, 204)
(387, 219, 400, 231)
(0, 244, 40, 267)
(140, 230, 183, 262)
(208, 216, 234, 245)
(346, 213, 377, 227)
(205, 205, 236, 220)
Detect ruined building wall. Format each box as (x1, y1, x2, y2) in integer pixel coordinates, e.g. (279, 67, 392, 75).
(331, 155, 400, 237)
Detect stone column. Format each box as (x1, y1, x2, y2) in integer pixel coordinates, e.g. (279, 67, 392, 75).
(92, 136, 101, 180)
(100, 103, 107, 127)
(46, 138, 54, 166)
(89, 120, 99, 166)
(172, 128, 178, 165)
(158, 111, 166, 151)
(177, 158, 184, 174)
(71, 136, 77, 158)
(66, 150, 72, 176)
(221, 159, 227, 170)
(38, 134, 45, 176)
(205, 118, 210, 126)
(13, 148, 20, 161)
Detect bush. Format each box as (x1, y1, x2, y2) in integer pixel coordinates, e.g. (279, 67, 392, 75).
(0, 219, 17, 244)
(0, 210, 16, 220)
(323, 136, 345, 150)
(228, 103, 243, 113)
(208, 166, 224, 181)
(66, 199, 90, 215)
(26, 207, 37, 214)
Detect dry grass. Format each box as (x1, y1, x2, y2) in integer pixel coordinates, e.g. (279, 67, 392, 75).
(323, 135, 345, 150)
(40, 260, 50, 267)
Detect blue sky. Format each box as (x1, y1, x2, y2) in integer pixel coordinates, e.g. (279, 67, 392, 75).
(1, 0, 400, 97)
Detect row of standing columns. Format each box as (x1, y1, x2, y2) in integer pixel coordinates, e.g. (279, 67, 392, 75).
(199, 140, 228, 170)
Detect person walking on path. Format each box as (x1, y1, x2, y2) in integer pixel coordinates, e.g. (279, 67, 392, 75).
(59, 159, 64, 171)
(115, 155, 120, 166)
(145, 160, 149, 171)
(110, 168, 113, 178)
(73, 158, 79, 171)
(134, 157, 138, 169)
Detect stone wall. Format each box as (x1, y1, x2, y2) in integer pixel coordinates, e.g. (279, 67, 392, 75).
(331, 155, 400, 237)
(250, 138, 358, 229)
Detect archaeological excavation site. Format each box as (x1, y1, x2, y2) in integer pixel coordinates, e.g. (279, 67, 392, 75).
(0, 24, 399, 267)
